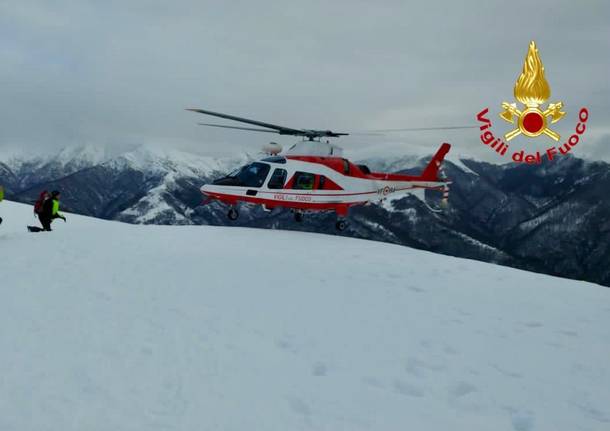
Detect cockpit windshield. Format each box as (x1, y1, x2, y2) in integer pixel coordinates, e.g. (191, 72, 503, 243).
(213, 162, 270, 188)
(236, 162, 270, 187)
(227, 167, 242, 177)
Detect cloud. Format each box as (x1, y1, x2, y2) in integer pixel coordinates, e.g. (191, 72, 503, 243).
(0, 0, 608, 161)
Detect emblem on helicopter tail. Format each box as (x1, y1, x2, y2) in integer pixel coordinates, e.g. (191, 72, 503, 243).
(475, 41, 589, 164)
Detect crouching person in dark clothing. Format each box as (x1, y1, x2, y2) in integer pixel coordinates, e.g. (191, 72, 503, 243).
(29, 190, 66, 232)
(41, 190, 66, 231)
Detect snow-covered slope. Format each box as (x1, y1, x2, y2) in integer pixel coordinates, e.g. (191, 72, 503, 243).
(1, 200, 608, 431)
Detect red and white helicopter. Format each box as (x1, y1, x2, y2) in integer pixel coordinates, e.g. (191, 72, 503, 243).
(188, 108, 453, 231)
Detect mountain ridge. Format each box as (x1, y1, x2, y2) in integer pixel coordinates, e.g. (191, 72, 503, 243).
(1, 145, 608, 286)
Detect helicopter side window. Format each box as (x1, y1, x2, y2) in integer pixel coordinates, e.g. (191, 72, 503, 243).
(357, 164, 371, 174)
(292, 172, 315, 190)
(267, 168, 287, 189)
(236, 162, 270, 188)
(342, 159, 350, 175)
(317, 175, 343, 190)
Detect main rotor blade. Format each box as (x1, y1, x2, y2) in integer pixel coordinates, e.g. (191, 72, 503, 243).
(198, 123, 280, 134)
(187, 108, 303, 135)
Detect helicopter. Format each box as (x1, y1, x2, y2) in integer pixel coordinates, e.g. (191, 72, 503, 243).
(188, 107, 454, 231)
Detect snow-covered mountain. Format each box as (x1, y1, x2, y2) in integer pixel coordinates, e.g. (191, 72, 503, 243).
(0, 145, 110, 191)
(1, 145, 609, 287)
(1, 145, 248, 224)
(103, 147, 248, 224)
(0, 200, 608, 430)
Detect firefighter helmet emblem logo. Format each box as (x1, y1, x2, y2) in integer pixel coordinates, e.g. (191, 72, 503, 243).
(500, 41, 565, 142)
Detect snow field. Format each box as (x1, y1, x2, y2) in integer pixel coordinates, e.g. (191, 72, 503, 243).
(1, 201, 609, 430)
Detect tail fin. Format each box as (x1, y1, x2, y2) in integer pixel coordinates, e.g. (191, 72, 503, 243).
(420, 143, 451, 181)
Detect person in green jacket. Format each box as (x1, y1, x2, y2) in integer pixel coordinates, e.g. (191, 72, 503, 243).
(31, 190, 66, 232)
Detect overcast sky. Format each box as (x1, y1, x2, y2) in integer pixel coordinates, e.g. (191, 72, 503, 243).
(1, 0, 608, 161)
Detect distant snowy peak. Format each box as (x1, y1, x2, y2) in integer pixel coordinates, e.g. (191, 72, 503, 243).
(52, 145, 110, 168)
(0, 144, 247, 180)
(105, 146, 246, 178)
(359, 154, 423, 173)
(101, 147, 249, 225)
(0, 150, 42, 173)
(2, 143, 450, 181)
(0, 145, 116, 191)
(359, 152, 477, 177)
(0, 144, 109, 174)
(449, 158, 480, 175)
